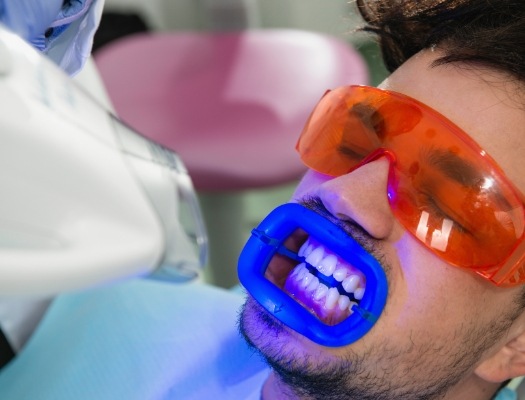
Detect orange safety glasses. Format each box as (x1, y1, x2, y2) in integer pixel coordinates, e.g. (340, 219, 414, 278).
(296, 85, 525, 286)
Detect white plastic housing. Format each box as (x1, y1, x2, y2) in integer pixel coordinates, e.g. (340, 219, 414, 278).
(0, 26, 204, 295)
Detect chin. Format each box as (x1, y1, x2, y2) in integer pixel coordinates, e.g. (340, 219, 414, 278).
(239, 295, 342, 366)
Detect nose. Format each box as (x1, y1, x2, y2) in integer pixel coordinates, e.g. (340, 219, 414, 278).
(314, 157, 396, 240)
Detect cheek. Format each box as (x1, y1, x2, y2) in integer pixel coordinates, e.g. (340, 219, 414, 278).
(392, 232, 497, 327)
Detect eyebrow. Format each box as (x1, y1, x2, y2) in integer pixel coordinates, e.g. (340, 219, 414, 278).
(336, 102, 382, 159)
(424, 148, 483, 188)
(424, 147, 518, 224)
(350, 102, 382, 133)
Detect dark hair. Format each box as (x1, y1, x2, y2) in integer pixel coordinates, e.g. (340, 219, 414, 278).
(356, 0, 525, 83)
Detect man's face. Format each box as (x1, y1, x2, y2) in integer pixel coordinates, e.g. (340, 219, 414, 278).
(239, 50, 525, 399)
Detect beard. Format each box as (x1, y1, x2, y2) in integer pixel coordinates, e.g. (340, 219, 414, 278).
(238, 296, 518, 400)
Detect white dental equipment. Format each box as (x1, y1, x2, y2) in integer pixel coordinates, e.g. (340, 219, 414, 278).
(0, 24, 207, 295)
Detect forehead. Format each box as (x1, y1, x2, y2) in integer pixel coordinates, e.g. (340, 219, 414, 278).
(378, 50, 525, 194)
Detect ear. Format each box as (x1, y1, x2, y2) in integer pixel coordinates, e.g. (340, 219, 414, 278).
(475, 332, 525, 382)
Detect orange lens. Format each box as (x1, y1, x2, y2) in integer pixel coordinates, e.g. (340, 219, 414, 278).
(296, 86, 525, 286)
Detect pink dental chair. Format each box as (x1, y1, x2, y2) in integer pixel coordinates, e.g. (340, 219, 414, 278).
(94, 29, 369, 287)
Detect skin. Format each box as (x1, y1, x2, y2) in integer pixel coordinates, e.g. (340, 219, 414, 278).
(239, 50, 525, 399)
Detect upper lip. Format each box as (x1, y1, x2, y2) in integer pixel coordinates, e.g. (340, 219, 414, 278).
(298, 196, 381, 256)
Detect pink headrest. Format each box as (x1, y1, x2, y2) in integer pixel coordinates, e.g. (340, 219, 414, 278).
(95, 29, 368, 191)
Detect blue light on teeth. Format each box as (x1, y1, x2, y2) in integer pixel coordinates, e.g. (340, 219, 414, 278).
(237, 203, 388, 347)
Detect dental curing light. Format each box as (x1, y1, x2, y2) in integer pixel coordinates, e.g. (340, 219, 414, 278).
(0, 24, 207, 295)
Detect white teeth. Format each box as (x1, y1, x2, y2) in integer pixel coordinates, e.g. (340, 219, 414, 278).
(301, 272, 313, 289)
(291, 238, 368, 312)
(354, 287, 365, 300)
(333, 268, 347, 282)
(318, 254, 337, 276)
(289, 265, 301, 279)
(325, 287, 340, 310)
(306, 275, 320, 292)
(313, 283, 328, 300)
(306, 246, 324, 266)
(298, 240, 310, 257)
(338, 295, 350, 311)
(302, 243, 314, 259)
(296, 263, 308, 280)
(342, 275, 360, 293)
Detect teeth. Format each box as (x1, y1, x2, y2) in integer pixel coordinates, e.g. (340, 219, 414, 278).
(333, 268, 347, 282)
(296, 263, 308, 280)
(306, 246, 324, 266)
(325, 287, 340, 310)
(289, 265, 301, 279)
(313, 283, 328, 300)
(338, 295, 350, 311)
(354, 287, 365, 300)
(301, 272, 313, 289)
(291, 238, 368, 316)
(342, 275, 360, 293)
(318, 254, 337, 276)
(299, 242, 314, 259)
(298, 240, 310, 257)
(306, 275, 320, 292)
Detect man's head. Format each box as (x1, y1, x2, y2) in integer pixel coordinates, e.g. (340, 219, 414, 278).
(239, 1, 525, 399)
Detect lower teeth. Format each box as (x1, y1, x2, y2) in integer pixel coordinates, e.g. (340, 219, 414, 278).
(286, 264, 362, 316)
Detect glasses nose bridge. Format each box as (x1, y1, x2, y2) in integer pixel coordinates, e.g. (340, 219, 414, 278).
(352, 148, 398, 206)
(356, 148, 397, 171)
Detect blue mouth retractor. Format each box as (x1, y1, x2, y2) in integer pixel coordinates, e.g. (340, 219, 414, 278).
(238, 203, 388, 347)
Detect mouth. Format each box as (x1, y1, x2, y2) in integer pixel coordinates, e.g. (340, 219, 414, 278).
(238, 202, 387, 347)
(265, 233, 366, 326)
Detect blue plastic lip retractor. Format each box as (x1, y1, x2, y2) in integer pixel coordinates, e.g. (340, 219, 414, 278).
(238, 203, 388, 347)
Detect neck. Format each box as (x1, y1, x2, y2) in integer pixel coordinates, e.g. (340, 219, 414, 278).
(261, 372, 503, 400)
(441, 375, 501, 400)
(261, 373, 300, 400)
